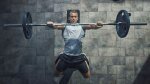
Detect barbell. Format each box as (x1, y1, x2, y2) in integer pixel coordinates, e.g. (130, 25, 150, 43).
(0, 10, 147, 39)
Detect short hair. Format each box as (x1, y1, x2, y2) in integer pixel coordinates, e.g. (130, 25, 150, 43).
(67, 10, 80, 23)
(69, 10, 78, 16)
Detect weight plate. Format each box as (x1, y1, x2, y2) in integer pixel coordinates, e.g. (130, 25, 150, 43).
(22, 12, 32, 39)
(116, 10, 130, 38)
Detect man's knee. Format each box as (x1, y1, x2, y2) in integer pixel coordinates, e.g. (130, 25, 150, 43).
(83, 71, 90, 78)
(54, 59, 65, 76)
(84, 75, 90, 78)
(54, 69, 63, 77)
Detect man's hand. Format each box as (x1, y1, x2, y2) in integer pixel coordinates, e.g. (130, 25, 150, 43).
(47, 21, 54, 27)
(46, 21, 64, 29)
(96, 21, 103, 28)
(82, 21, 103, 30)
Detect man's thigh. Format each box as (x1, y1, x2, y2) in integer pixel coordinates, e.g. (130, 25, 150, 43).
(55, 58, 68, 72)
(76, 60, 90, 78)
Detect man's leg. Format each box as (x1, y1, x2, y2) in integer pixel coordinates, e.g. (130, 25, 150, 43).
(77, 60, 91, 78)
(82, 61, 90, 78)
(54, 58, 67, 76)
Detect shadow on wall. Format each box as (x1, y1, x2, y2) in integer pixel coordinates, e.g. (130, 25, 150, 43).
(133, 55, 150, 84)
(132, 26, 150, 84)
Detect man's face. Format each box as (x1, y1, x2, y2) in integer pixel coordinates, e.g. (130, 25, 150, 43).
(69, 12, 78, 23)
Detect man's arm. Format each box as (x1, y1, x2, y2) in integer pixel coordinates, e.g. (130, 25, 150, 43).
(47, 21, 65, 30)
(82, 21, 103, 30)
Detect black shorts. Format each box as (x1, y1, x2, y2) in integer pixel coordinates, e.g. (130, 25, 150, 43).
(55, 53, 89, 73)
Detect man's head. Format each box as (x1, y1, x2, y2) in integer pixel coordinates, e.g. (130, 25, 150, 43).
(69, 10, 78, 24)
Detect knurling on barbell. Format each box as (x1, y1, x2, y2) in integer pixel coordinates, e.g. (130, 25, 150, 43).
(1, 10, 148, 39)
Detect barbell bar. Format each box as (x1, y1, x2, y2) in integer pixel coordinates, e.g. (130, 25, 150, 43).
(2, 22, 147, 27)
(0, 10, 148, 39)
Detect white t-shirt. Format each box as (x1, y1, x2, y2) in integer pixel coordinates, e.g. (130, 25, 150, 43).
(63, 23, 85, 56)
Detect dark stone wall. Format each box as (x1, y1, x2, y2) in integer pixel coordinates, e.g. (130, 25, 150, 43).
(0, 0, 55, 84)
(0, 0, 150, 84)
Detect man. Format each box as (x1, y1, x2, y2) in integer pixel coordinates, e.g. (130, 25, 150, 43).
(47, 10, 103, 79)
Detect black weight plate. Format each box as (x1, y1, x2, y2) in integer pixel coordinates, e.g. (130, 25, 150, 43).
(116, 10, 130, 38)
(22, 12, 32, 39)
